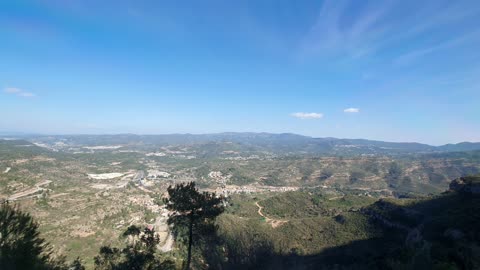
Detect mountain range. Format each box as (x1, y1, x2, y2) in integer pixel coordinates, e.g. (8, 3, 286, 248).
(5, 132, 480, 156)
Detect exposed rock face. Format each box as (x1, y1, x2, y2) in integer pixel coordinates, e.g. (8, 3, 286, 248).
(449, 176, 480, 194)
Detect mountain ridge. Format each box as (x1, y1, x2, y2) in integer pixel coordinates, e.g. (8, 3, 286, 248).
(4, 132, 479, 155)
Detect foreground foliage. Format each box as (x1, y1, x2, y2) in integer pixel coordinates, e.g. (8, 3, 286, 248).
(164, 182, 224, 270)
(0, 203, 68, 270)
(210, 179, 480, 269)
(94, 225, 175, 270)
(2, 176, 480, 269)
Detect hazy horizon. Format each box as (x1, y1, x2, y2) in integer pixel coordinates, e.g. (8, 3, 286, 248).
(1, 130, 479, 146)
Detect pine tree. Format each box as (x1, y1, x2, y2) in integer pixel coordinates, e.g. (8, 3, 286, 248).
(163, 182, 224, 270)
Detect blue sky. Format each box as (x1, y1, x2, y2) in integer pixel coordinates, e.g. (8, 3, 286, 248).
(1, 0, 479, 145)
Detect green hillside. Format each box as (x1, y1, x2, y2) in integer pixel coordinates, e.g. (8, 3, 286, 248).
(209, 179, 480, 269)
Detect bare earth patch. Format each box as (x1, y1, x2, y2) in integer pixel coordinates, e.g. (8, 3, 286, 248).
(91, 184, 113, 190)
(88, 173, 124, 180)
(83, 145, 123, 150)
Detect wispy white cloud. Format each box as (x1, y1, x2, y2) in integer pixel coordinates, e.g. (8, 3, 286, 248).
(18, 92, 36, 97)
(394, 31, 480, 66)
(298, 0, 480, 63)
(3, 87, 36, 98)
(291, 112, 324, 119)
(4, 87, 21, 94)
(399, 2, 480, 39)
(299, 0, 393, 58)
(344, 108, 360, 113)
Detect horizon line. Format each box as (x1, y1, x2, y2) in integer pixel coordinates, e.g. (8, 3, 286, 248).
(0, 131, 478, 146)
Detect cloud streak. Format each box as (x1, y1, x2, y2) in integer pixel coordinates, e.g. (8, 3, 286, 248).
(291, 112, 324, 119)
(394, 30, 480, 66)
(3, 87, 36, 98)
(299, 0, 393, 59)
(298, 0, 480, 63)
(344, 108, 360, 113)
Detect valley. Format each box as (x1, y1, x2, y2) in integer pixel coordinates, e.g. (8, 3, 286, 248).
(1, 133, 479, 268)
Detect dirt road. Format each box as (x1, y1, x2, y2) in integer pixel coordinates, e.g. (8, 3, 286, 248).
(255, 201, 287, 228)
(8, 180, 52, 201)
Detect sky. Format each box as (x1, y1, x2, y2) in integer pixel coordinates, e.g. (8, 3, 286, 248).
(1, 0, 479, 145)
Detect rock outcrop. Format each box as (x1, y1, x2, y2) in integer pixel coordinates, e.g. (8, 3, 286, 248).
(449, 175, 480, 194)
